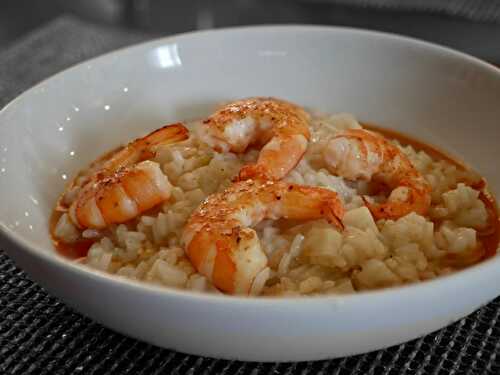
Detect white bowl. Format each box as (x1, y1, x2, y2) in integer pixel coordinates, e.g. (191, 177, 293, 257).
(1, 26, 500, 362)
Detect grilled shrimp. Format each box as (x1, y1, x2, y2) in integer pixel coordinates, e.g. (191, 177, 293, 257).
(200, 97, 311, 181)
(323, 128, 431, 220)
(96, 123, 189, 178)
(69, 161, 172, 229)
(67, 123, 189, 229)
(183, 180, 345, 295)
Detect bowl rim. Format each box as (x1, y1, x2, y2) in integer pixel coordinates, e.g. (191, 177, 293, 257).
(1, 24, 500, 305)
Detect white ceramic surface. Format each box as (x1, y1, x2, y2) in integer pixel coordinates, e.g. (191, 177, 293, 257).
(1, 26, 500, 362)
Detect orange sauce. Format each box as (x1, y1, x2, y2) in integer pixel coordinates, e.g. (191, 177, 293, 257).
(50, 123, 500, 262)
(50, 210, 93, 259)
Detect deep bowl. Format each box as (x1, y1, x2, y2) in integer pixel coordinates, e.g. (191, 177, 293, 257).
(1, 26, 500, 362)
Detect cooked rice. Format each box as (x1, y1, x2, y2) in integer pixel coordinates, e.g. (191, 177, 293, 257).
(55, 112, 495, 296)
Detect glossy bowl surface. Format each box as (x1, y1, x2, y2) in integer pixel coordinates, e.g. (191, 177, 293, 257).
(1, 26, 500, 361)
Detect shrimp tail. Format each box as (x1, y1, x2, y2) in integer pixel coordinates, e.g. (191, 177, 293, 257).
(362, 195, 388, 219)
(136, 123, 189, 160)
(238, 164, 271, 181)
(324, 200, 345, 230)
(147, 123, 189, 145)
(362, 183, 431, 220)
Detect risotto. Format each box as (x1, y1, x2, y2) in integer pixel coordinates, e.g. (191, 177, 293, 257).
(51, 98, 499, 297)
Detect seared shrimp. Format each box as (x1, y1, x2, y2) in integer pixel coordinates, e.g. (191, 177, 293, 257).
(323, 128, 431, 220)
(66, 123, 189, 229)
(97, 123, 189, 178)
(183, 180, 345, 295)
(200, 97, 311, 180)
(69, 161, 172, 229)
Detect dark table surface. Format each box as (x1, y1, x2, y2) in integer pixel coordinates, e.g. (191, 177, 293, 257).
(1, 15, 500, 375)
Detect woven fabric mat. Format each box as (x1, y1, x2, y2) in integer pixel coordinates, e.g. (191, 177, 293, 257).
(1, 15, 500, 374)
(299, 0, 500, 24)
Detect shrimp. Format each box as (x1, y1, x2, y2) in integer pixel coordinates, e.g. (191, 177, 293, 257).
(69, 160, 172, 229)
(183, 180, 345, 295)
(66, 123, 189, 229)
(323, 128, 431, 220)
(200, 97, 311, 181)
(65, 123, 189, 194)
(96, 123, 189, 178)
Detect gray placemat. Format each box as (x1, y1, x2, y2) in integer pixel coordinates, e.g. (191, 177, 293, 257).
(0, 16, 151, 108)
(300, 0, 500, 23)
(1, 15, 500, 374)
